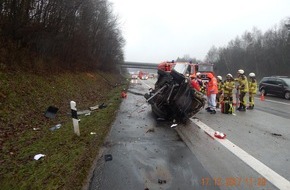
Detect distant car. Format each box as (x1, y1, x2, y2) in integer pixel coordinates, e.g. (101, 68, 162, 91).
(259, 76, 290, 100)
(131, 74, 138, 79)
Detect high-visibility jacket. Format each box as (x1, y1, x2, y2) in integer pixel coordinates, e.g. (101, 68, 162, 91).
(191, 79, 200, 91)
(223, 80, 235, 95)
(236, 75, 248, 93)
(248, 79, 257, 94)
(206, 73, 218, 96)
(218, 81, 224, 94)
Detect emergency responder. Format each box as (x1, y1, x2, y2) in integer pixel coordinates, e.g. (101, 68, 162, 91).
(196, 72, 205, 94)
(206, 73, 218, 114)
(223, 73, 235, 104)
(216, 76, 224, 108)
(236, 69, 248, 111)
(248, 72, 257, 110)
(190, 74, 201, 92)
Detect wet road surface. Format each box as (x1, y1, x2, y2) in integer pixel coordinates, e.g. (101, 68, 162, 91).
(88, 75, 290, 190)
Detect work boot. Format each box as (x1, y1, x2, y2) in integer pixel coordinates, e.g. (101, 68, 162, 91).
(205, 107, 210, 111)
(239, 105, 246, 111)
(210, 110, 216, 114)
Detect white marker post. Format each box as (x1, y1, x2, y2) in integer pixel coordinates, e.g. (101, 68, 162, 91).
(70, 101, 80, 136)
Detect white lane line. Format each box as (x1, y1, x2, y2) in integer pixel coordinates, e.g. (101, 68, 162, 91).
(254, 97, 290, 106)
(137, 78, 153, 89)
(190, 118, 290, 190)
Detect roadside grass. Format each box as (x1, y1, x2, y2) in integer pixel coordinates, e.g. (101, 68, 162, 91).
(0, 70, 128, 189)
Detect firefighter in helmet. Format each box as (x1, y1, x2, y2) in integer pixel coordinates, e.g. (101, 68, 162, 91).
(216, 76, 224, 108)
(223, 73, 235, 104)
(236, 69, 248, 111)
(248, 72, 257, 110)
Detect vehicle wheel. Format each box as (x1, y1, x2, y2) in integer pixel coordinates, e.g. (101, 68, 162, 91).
(284, 92, 290, 100)
(260, 88, 267, 96)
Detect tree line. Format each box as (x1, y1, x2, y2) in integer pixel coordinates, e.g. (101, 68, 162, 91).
(204, 19, 290, 79)
(0, 0, 125, 72)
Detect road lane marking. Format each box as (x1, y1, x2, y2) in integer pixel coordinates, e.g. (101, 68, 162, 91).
(187, 118, 290, 190)
(138, 78, 153, 89)
(254, 97, 290, 106)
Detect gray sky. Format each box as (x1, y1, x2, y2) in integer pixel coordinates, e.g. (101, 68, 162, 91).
(109, 0, 290, 63)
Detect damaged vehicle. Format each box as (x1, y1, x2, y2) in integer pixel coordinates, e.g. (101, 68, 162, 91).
(144, 62, 206, 123)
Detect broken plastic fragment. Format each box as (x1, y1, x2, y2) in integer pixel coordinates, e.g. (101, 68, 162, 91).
(214, 131, 226, 139)
(90, 132, 96, 135)
(50, 124, 61, 131)
(34, 154, 45, 160)
(104, 154, 113, 161)
(89, 105, 99, 111)
(171, 124, 178, 128)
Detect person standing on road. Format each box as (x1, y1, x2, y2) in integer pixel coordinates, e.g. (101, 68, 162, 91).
(190, 74, 201, 92)
(236, 69, 248, 111)
(247, 72, 257, 110)
(223, 73, 235, 104)
(206, 73, 218, 114)
(216, 76, 224, 108)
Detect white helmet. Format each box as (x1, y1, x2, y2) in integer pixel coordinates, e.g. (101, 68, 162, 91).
(196, 72, 201, 76)
(237, 69, 244, 74)
(217, 76, 222, 81)
(226, 73, 233, 78)
(249, 72, 255, 77)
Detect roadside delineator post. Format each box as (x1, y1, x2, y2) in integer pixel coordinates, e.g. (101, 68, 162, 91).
(70, 101, 80, 136)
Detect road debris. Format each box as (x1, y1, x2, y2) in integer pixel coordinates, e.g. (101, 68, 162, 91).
(89, 105, 99, 111)
(271, 133, 282, 137)
(77, 110, 91, 115)
(104, 154, 113, 161)
(158, 179, 167, 184)
(146, 128, 155, 133)
(34, 154, 45, 160)
(44, 106, 59, 118)
(214, 131, 226, 139)
(50, 124, 61, 131)
(121, 91, 127, 98)
(171, 124, 178, 128)
(99, 103, 107, 109)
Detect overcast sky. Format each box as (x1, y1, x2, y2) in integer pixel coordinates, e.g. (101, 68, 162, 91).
(109, 0, 290, 63)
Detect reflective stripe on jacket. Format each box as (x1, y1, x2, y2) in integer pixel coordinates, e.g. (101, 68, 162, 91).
(248, 79, 257, 94)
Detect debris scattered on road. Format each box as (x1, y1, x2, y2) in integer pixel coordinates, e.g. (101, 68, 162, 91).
(34, 154, 45, 160)
(44, 106, 59, 118)
(77, 110, 91, 115)
(214, 131, 226, 139)
(170, 124, 178, 128)
(99, 103, 107, 109)
(89, 105, 99, 111)
(146, 128, 155, 133)
(121, 91, 127, 98)
(271, 133, 282, 137)
(104, 154, 113, 161)
(158, 179, 167, 184)
(50, 124, 61, 131)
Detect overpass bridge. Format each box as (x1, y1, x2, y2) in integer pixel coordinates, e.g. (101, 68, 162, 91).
(120, 61, 159, 69)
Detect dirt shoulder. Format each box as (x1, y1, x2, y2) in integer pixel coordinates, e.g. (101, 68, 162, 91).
(0, 70, 128, 189)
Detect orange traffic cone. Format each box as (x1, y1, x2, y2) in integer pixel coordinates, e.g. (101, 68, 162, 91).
(260, 92, 265, 101)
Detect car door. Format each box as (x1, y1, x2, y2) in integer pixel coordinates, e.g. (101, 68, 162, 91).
(265, 78, 277, 94)
(275, 79, 285, 96)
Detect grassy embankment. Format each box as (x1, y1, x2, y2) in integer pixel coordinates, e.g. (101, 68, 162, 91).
(0, 69, 128, 189)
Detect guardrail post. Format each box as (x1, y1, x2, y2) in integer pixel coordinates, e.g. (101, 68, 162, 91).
(70, 101, 80, 136)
